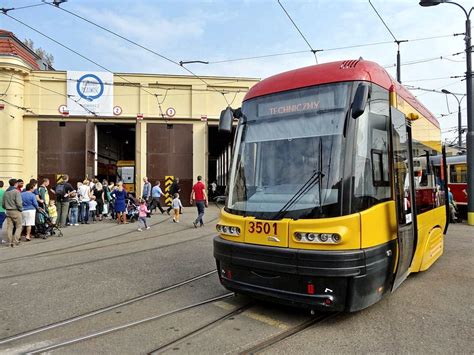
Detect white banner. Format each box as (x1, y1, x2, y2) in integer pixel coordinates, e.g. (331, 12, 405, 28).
(67, 71, 113, 116)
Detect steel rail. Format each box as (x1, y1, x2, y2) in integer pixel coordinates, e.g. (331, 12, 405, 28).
(148, 302, 255, 354)
(25, 293, 234, 354)
(0, 270, 217, 345)
(238, 312, 341, 354)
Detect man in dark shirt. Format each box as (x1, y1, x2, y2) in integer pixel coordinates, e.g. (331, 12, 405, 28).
(55, 174, 74, 228)
(166, 177, 181, 215)
(1, 179, 23, 247)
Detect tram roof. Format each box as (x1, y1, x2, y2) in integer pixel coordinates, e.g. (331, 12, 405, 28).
(244, 59, 439, 128)
(430, 154, 466, 165)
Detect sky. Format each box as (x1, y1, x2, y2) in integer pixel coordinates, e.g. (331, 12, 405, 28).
(1, 0, 472, 144)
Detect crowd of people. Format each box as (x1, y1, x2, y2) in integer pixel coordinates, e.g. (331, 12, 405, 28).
(0, 174, 210, 248)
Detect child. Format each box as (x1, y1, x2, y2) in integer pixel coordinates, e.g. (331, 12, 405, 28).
(172, 193, 183, 223)
(138, 198, 150, 231)
(89, 195, 97, 222)
(69, 191, 79, 226)
(48, 200, 58, 225)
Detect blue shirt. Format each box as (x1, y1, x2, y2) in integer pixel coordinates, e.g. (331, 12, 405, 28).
(142, 182, 151, 198)
(152, 185, 163, 198)
(21, 191, 39, 211)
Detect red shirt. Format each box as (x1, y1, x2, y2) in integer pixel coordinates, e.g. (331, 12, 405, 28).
(192, 181, 206, 201)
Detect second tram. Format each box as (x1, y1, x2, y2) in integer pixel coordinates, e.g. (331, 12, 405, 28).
(214, 60, 448, 312)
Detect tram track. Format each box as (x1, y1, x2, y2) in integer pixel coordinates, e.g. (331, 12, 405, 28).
(238, 311, 341, 354)
(0, 215, 173, 264)
(0, 270, 219, 346)
(0, 215, 219, 267)
(0, 203, 223, 264)
(24, 293, 235, 354)
(33, 215, 220, 259)
(0, 229, 217, 280)
(148, 301, 255, 354)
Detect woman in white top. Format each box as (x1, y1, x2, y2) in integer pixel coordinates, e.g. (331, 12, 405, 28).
(78, 179, 91, 224)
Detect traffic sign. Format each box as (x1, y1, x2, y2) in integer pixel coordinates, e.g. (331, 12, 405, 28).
(166, 107, 176, 118)
(58, 105, 69, 116)
(113, 106, 122, 116)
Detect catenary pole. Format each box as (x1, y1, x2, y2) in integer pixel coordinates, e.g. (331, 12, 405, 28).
(420, 0, 473, 225)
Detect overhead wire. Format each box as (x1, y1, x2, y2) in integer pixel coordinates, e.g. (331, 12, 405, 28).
(2, 12, 177, 118)
(0, 73, 14, 96)
(382, 53, 464, 68)
(277, 0, 319, 63)
(208, 33, 461, 64)
(404, 76, 458, 83)
(0, 2, 46, 13)
(3, 1, 468, 117)
(4, 1, 465, 72)
(368, 0, 398, 42)
(43, 1, 232, 106)
(0, 98, 36, 114)
(19, 72, 252, 92)
(26, 79, 98, 115)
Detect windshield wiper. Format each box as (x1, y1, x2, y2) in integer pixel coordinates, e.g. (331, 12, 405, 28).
(271, 138, 325, 220)
(271, 170, 324, 220)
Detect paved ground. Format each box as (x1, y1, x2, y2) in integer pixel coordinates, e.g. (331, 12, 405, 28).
(0, 206, 472, 354)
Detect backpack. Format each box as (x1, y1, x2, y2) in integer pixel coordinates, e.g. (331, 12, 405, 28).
(55, 183, 65, 199)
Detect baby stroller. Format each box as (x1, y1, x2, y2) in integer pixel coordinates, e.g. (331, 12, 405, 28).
(126, 196, 139, 223)
(35, 208, 63, 239)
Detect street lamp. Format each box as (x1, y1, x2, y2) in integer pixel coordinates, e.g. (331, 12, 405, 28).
(420, 0, 474, 226)
(442, 89, 466, 147)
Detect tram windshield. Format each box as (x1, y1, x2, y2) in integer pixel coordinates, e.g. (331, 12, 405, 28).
(226, 83, 351, 219)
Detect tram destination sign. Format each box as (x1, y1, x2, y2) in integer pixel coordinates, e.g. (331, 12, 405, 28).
(257, 86, 346, 119)
(258, 98, 320, 118)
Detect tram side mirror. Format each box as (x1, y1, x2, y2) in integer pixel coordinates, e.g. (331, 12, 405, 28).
(219, 107, 234, 133)
(351, 83, 369, 119)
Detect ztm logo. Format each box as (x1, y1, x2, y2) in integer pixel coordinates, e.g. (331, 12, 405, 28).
(76, 74, 105, 101)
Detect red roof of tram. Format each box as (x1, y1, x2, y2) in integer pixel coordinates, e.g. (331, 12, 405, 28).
(244, 60, 439, 128)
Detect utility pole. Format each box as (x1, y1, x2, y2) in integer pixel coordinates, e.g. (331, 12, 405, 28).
(442, 89, 466, 147)
(420, 0, 473, 226)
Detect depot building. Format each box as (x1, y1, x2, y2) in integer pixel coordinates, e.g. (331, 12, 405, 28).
(0, 30, 259, 202)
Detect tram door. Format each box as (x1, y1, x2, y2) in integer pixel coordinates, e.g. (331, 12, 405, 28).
(390, 107, 416, 291)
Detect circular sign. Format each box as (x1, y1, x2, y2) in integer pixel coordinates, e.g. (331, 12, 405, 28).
(113, 106, 123, 116)
(76, 74, 104, 101)
(166, 107, 176, 118)
(58, 105, 68, 114)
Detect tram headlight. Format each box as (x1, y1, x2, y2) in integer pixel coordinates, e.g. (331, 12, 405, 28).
(294, 232, 342, 244)
(217, 224, 240, 236)
(319, 233, 329, 242)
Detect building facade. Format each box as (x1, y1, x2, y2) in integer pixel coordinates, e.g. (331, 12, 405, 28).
(0, 30, 258, 202)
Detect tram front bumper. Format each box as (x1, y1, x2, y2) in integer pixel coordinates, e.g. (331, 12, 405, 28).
(214, 237, 396, 312)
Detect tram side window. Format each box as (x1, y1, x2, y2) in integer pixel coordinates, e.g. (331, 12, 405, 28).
(352, 85, 391, 212)
(412, 147, 442, 213)
(449, 164, 467, 183)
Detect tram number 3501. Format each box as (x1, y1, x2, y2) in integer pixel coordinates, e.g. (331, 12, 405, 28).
(248, 221, 277, 235)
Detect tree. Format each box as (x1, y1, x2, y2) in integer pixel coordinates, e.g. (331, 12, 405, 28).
(23, 38, 54, 66)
